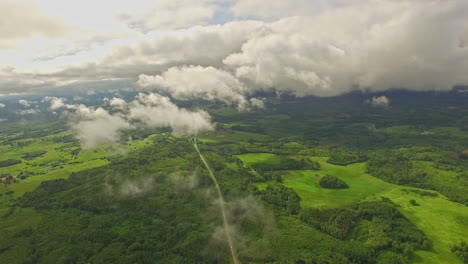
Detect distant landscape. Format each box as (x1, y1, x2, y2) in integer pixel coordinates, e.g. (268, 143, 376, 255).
(1, 90, 467, 263)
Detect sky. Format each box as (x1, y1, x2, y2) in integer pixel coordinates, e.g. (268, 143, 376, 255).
(1, 0, 467, 104)
(1, 0, 467, 148)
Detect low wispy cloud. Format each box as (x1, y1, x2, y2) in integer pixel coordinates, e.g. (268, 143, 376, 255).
(207, 196, 277, 261)
(44, 93, 214, 149)
(119, 176, 156, 197)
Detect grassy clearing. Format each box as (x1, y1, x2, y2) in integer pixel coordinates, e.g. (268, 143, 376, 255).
(0, 130, 160, 199)
(2, 159, 109, 198)
(281, 157, 394, 209)
(235, 153, 282, 167)
(235, 153, 394, 209)
(369, 187, 468, 264)
(237, 152, 468, 263)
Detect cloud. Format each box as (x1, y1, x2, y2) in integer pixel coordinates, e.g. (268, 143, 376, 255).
(224, 1, 468, 97)
(43, 96, 67, 110)
(0, 0, 69, 49)
(249, 98, 265, 109)
(138, 66, 251, 109)
(71, 107, 133, 149)
(208, 196, 277, 260)
(109, 97, 127, 109)
(169, 172, 199, 194)
(367, 95, 390, 107)
(0, 103, 5, 108)
(0, 20, 265, 95)
(119, 176, 156, 197)
(1, 0, 467, 99)
(18, 99, 31, 107)
(128, 93, 214, 135)
(118, 0, 217, 32)
(44, 92, 214, 149)
(18, 109, 40, 115)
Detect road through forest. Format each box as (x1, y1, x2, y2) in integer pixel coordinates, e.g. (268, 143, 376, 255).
(193, 137, 240, 264)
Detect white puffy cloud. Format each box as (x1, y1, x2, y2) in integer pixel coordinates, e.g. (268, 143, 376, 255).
(109, 97, 127, 109)
(128, 93, 214, 135)
(138, 66, 250, 108)
(18, 99, 31, 107)
(224, 1, 468, 97)
(72, 107, 133, 150)
(43, 96, 67, 110)
(249, 98, 265, 109)
(0, 103, 5, 108)
(367, 96, 390, 108)
(44, 93, 214, 149)
(0, 20, 265, 95)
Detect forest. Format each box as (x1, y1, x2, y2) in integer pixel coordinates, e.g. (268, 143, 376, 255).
(0, 90, 468, 263)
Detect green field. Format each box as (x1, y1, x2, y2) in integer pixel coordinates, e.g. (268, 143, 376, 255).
(236, 153, 394, 208)
(281, 158, 394, 209)
(367, 187, 468, 264)
(0, 129, 161, 199)
(235, 153, 282, 167)
(236, 152, 468, 263)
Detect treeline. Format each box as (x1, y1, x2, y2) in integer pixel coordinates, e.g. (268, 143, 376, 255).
(258, 184, 301, 215)
(451, 241, 468, 264)
(251, 157, 320, 172)
(21, 150, 47, 160)
(366, 151, 468, 205)
(0, 159, 21, 167)
(205, 139, 329, 157)
(327, 149, 367, 166)
(300, 200, 430, 263)
(366, 153, 426, 186)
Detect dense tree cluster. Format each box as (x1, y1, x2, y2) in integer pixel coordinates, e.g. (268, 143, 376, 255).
(367, 151, 468, 205)
(452, 241, 468, 264)
(0, 159, 21, 167)
(319, 175, 349, 189)
(251, 157, 320, 172)
(259, 184, 301, 215)
(327, 149, 367, 166)
(300, 200, 430, 263)
(21, 151, 47, 160)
